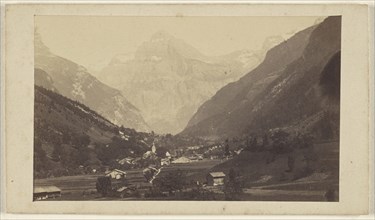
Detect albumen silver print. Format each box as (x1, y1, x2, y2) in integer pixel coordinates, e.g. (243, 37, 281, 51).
(2, 2, 372, 215)
(33, 15, 342, 202)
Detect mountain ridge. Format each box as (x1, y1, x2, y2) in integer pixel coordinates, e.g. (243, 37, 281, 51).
(35, 34, 151, 132)
(98, 31, 268, 134)
(181, 16, 340, 140)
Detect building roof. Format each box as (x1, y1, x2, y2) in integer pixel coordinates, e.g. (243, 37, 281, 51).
(117, 186, 128, 192)
(34, 186, 61, 194)
(113, 169, 127, 174)
(172, 156, 191, 163)
(106, 169, 127, 175)
(209, 172, 226, 178)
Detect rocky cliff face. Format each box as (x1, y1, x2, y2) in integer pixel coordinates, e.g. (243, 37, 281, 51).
(181, 17, 341, 140)
(99, 31, 266, 134)
(35, 33, 150, 132)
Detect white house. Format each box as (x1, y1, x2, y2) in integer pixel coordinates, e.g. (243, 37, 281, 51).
(105, 169, 127, 179)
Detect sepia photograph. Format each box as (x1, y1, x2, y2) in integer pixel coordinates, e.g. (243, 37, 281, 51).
(2, 2, 372, 216)
(33, 15, 341, 202)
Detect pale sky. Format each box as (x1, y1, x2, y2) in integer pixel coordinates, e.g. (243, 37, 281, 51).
(35, 16, 324, 72)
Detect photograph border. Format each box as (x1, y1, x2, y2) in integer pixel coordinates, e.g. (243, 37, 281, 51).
(2, 3, 372, 215)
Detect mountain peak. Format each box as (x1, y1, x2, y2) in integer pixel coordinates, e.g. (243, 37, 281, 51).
(35, 32, 51, 55)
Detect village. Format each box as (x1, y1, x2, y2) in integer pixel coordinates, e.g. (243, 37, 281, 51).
(34, 122, 340, 202)
(34, 129, 339, 202)
(33, 140, 240, 201)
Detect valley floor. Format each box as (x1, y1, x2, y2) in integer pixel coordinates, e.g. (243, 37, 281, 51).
(34, 141, 339, 202)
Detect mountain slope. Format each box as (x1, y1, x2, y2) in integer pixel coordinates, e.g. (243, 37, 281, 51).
(35, 34, 150, 132)
(35, 68, 58, 92)
(34, 85, 156, 178)
(34, 85, 208, 178)
(34, 85, 117, 144)
(98, 31, 267, 134)
(181, 16, 341, 139)
(34, 85, 116, 178)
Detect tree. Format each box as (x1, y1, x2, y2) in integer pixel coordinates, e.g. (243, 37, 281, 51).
(262, 133, 269, 147)
(228, 168, 236, 182)
(154, 169, 187, 194)
(155, 146, 168, 158)
(251, 137, 257, 151)
(51, 143, 63, 162)
(224, 139, 230, 157)
(34, 138, 47, 177)
(224, 168, 243, 200)
(96, 176, 112, 197)
(76, 148, 90, 166)
(271, 130, 290, 154)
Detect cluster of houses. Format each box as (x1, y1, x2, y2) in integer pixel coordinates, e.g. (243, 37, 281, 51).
(114, 142, 212, 168)
(33, 141, 233, 200)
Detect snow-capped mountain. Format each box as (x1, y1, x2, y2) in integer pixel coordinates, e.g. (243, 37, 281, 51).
(98, 31, 267, 134)
(35, 33, 150, 132)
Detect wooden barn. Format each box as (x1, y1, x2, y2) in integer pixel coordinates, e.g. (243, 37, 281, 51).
(33, 186, 61, 200)
(207, 172, 226, 186)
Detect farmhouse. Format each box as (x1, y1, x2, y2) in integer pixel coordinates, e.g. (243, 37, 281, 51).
(143, 150, 156, 159)
(33, 186, 61, 200)
(118, 157, 134, 165)
(165, 151, 171, 158)
(207, 172, 226, 186)
(105, 169, 127, 179)
(161, 158, 170, 166)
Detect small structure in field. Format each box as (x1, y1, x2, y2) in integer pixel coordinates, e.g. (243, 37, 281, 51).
(151, 142, 156, 153)
(105, 169, 127, 179)
(143, 150, 157, 159)
(196, 154, 204, 160)
(165, 151, 171, 158)
(172, 156, 191, 164)
(33, 186, 61, 200)
(207, 172, 226, 186)
(118, 157, 134, 165)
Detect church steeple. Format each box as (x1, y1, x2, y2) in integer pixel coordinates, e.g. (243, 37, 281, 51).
(151, 142, 156, 153)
